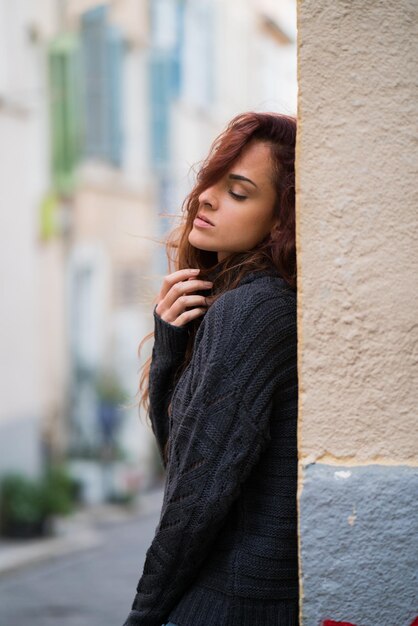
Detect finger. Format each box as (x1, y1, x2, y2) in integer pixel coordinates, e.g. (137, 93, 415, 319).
(159, 269, 200, 299)
(169, 294, 208, 320)
(164, 279, 213, 310)
(170, 307, 207, 327)
(155, 279, 212, 319)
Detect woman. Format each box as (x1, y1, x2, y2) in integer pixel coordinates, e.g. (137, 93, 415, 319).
(123, 111, 299, 626)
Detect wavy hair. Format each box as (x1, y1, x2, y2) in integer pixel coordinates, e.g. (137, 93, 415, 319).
(136, 111, 297, 459)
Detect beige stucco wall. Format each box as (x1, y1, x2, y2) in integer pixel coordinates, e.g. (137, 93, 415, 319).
(296, 4, 418, 622)
(296, 0, 418, 464)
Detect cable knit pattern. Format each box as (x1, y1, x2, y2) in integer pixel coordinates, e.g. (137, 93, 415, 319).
(123, 269, 299, 626)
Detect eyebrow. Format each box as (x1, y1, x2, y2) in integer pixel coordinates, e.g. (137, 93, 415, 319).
(228, 173, 258, 189)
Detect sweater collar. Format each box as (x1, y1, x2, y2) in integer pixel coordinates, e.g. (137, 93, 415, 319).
(205, 264, 290, 289)
(235, 268, 284, 287)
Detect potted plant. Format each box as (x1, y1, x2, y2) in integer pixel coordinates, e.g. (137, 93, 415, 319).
(0, 466, 76, 539)
(42, 465, 77, 516)
(0, 474, 48, 538)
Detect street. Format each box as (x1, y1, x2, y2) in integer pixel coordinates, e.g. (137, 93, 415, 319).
(0, 500, 162, 626)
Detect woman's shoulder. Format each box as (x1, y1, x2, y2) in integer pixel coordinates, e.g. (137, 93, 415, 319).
(193, 271, 296, 368)
(203, 270, 296, 339)
(213, 270, 295, 315)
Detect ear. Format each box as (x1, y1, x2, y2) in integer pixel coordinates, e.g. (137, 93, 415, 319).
(270, 217, 281, 235)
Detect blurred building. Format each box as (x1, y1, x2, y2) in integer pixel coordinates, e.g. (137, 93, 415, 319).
(0, 0, 63, 478)
(0, 0, 157, 501)
(0, 0, 297, 503)
(150, 0, 297, 226)
(62, 0, 156, 501)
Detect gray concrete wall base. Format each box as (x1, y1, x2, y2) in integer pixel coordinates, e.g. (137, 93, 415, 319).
(299, 464, 418, 626)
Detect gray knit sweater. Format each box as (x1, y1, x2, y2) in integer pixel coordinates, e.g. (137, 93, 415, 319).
(123, 269, 299, 626)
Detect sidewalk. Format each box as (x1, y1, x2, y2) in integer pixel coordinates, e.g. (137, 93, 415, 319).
(0, 486, 164, 577)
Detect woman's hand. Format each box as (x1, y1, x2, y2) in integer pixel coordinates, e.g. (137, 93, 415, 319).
(155, 269, 213, 328)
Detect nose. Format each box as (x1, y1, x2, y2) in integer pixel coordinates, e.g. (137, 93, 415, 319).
(198, 185, 218, 210)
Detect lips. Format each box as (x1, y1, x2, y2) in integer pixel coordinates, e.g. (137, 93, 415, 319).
(197, 213, 214, 226)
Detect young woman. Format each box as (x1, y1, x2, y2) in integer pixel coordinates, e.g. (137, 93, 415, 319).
(123, 111, 299, 626)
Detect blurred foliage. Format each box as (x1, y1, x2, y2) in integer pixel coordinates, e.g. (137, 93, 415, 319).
(42, 464, 78, 515)
(39, 191, 59, 240)
(0, 464, 78, 538)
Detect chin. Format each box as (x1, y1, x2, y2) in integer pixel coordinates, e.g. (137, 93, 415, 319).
(188, 230, 215, 252)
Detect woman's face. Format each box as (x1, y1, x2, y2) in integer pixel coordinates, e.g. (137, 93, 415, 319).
(188, 141, 278, 262)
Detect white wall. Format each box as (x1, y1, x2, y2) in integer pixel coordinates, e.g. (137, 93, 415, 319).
(0, 0, 55, 476)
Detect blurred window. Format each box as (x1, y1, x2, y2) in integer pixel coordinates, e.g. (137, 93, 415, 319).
(73, 265, 96, 368)
(81, 5, 124, 167)
(149, 50, 174, 169)
(181, 0, 214, 110)
(149, 0, 184, 170)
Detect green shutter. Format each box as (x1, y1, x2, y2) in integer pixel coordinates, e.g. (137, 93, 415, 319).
(48, 35, 82, 195)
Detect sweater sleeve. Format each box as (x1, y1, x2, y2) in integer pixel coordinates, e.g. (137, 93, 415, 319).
(123, 294, 297, 626)
(148, 305, 189, 468)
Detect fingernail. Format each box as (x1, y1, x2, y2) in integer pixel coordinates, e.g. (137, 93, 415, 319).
(190, 269, 200, 273)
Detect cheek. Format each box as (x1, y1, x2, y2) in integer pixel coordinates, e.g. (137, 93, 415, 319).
(223, 216, 271, 250)
(240, 208, 275, 241)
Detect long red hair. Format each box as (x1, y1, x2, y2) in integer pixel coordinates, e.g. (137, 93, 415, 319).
(137, 111, 297, 451)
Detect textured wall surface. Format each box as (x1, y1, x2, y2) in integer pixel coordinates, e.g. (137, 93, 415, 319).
(300, 465, 418, 625)
(296, 1, 418, 624)
(296, 0, 418, 462)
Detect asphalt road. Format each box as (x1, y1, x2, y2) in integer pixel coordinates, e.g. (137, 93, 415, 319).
(0, 501, 162, 626)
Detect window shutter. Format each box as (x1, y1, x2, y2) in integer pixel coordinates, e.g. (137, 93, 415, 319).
(106, 24, 124, 166)
(81, 5, 124, 166)
(81, 5, 108, 160)
(149, 50, 173, 169)
(148, 0, 185, 170)
(172, 0, 185, 99)
(48, 35, 82, 195)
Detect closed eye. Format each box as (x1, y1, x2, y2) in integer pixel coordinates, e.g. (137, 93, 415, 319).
(228, 190, 247, 201)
